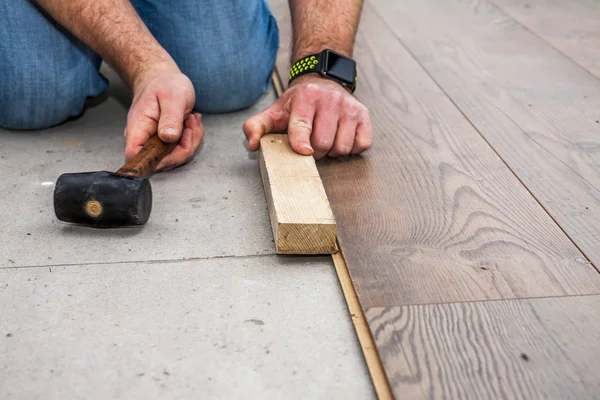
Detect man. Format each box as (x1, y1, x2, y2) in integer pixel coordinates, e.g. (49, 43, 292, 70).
(0, 0, 372, 171)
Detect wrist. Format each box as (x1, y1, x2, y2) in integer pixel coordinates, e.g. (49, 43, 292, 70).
(292, 45, 351, 64)
(131, 54, 180, 92)
(289, 74, 353, 94)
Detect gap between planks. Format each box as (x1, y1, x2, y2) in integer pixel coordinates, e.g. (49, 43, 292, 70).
(332, 252, 394, 400)
(270, 70, 393, 399)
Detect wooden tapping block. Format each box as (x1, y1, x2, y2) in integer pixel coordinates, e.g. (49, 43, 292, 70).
(259, 134, 338, 254)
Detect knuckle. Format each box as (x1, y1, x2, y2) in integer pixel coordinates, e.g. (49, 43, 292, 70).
(330, 90, 344, 104)
(124, 148, 137, 160)
(329, 148, 347, 158)
(345, 104, 361, 119)
(290, 118, 313, 132)
(337, 144, 353, 155)
(303, 83, 321, 96)
(355, 137, 373, 151)
(185, 146, 195, 156)
(314, 138, 333, 151)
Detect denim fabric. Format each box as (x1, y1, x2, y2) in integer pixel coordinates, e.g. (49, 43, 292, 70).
(0, 0, 279, 129)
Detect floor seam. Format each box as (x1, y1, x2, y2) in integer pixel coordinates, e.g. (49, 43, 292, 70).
(0, 252, 287, 270)
(488, 0, 600, 82)
(367, 292, 600, 310)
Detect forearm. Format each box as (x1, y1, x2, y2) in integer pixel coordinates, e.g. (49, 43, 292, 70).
(288, 0, 363, 61)
(35, 0, 175, 88)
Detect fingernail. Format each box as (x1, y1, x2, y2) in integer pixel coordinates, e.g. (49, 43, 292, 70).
(161, 127, 178, 137)
(302, 143, 314, 153)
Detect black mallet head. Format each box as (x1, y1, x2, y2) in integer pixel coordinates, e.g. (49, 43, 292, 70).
(53, 171, 153, 228)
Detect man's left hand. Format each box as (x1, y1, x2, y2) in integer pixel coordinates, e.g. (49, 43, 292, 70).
(243, 75, 372, 159)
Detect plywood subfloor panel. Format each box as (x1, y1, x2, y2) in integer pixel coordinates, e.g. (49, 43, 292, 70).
(370, 0, 600, 268)
(367, 295, 600, 400)
(316, 4, 600, 308)
(491, 0, 600, 79)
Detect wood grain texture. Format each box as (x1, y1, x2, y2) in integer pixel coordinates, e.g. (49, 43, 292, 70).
(491, 0, 600, 78)
(259, 134, 337, 254)
(367, 295, 600, 400)
(316, 4, 600, 307)
(369, 0, 600, 269)
(331, 252, 394, 400)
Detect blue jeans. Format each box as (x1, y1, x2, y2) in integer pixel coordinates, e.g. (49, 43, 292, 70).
(0, 0, 279, 129)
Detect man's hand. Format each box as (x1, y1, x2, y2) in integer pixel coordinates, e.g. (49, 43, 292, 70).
(243, 75, 372, 159)
(124, 65, 204, 171)
(35, 0, 202, 171)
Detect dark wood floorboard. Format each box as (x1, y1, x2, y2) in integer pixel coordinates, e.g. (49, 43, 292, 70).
(370, 0, 600, 269)
(491, 0, 600, 79)
(367, 295, 600, 399)
(316, 4, 600, 307)
(268, 0, 600, 397)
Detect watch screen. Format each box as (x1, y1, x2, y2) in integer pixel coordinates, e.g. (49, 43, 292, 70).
(325, 52, 356, 84)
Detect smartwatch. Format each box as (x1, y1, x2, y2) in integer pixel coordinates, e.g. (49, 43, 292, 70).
(288, 49, 357, 93)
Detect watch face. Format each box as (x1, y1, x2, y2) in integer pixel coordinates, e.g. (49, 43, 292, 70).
(325, 51, 356, 84)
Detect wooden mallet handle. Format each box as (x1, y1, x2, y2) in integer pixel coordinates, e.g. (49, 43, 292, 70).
(117, 135, 177, 177)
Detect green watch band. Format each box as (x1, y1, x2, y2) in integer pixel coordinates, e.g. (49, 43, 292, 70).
(289, 54, 324, 81)
(288, 49, 357, 93)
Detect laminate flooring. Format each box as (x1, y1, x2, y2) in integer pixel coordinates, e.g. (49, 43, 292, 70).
(269, 0, 600, 397)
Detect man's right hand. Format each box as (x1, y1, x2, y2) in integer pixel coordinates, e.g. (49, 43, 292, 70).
(34, 0, 203, 171)
(124, 65, 204, 171)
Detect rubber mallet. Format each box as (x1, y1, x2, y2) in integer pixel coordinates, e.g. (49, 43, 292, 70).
(53, 135, 176, 228)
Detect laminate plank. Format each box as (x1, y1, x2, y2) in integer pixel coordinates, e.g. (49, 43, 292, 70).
(369, 0, 600, 268)
(367, 295, 600, 400)
(491, 0, 600, 78)
(316, 4, 600, 307)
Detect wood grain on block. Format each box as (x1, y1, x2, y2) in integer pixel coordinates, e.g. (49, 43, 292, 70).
(491, 0, 600, 78)
(369, 0, 600, 269)
(367, 295, 600, 400)
(316, 5, 600, 307)
(259, 134, 337, 254)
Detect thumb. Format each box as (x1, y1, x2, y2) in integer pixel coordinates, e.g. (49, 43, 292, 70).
(243, 97, 288, 151)
(157, 94, 188, 143)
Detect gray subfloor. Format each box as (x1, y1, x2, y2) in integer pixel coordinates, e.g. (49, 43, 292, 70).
(0, 66, 374, 399)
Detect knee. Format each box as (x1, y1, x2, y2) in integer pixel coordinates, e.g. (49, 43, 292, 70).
(0, 86, 88, 130)
(175, 11, 279, 113)
(0, 54, 106, 130)
(189, 55, 276, 114)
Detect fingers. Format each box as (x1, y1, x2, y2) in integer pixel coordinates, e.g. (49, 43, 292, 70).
(352, 115, 373, 155)
(157, 92, 190, 143)
(287, 92, 316, 155)
(328, 117, 357, 158)
(242, 97, 288, 151)
(156, 113, 204, 171)
(124, 100, 160, 161)
(329, 102, 373, 157)
(311, 104, 339, 160)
